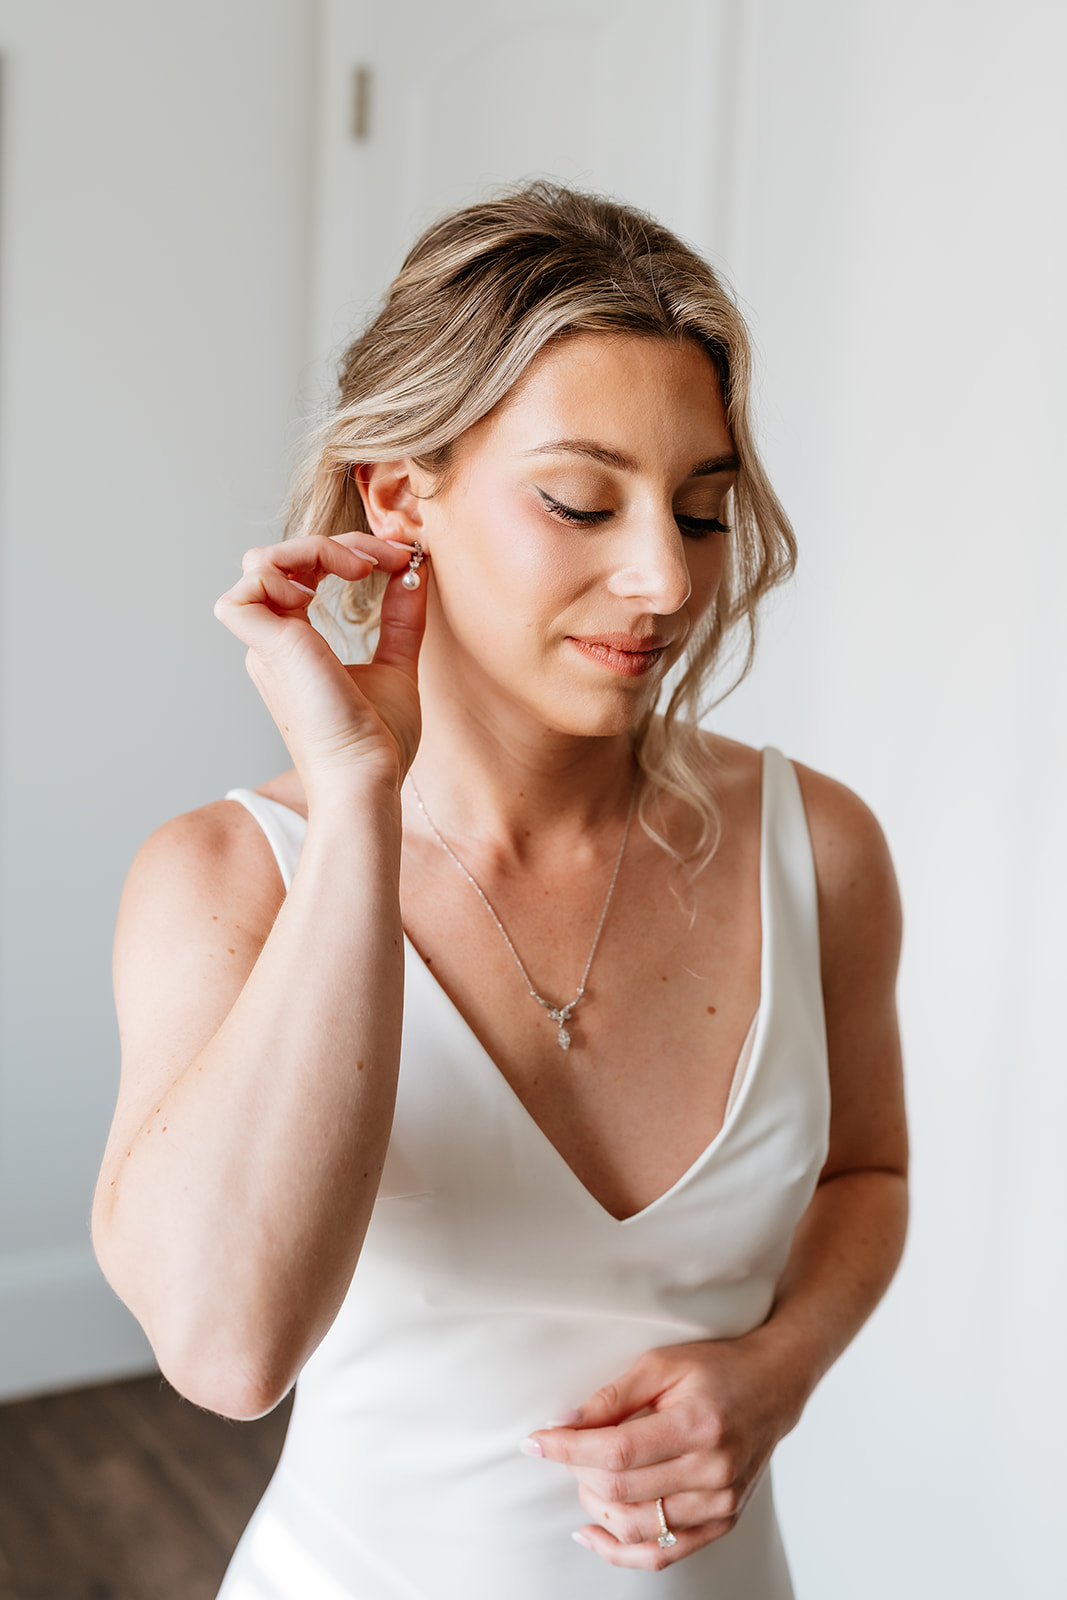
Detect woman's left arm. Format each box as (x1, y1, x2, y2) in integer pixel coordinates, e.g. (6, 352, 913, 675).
(525, 770, 908, 1570)
(742, 762, 909, 1405)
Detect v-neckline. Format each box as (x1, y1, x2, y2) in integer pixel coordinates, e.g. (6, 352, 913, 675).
(399, 751, 769, 1225)
(241, 754, 770, 1226)
(403, 934, 765, 1225)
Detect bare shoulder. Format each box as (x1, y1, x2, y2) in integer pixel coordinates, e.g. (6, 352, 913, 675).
(690, 731, 895, 907)
(701, 730, 762, 782)
(113, 798, 289, 1056)
(790, 760, 902, 986)
(791, 761, 899, 904)
(693, 728, 763, 812)
(119, 798, 287, 947)
(103, 799, 290, 1191)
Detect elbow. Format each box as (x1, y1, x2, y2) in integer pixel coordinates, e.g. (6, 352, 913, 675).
(150, 1315, 298, 1421)
(152, 1305, 304, 1420)
(156, 1353, 293, 1422)
(91, 1217, 294, 1422)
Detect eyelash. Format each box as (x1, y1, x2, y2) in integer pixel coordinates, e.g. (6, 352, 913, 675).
(538, 491, 729, 539)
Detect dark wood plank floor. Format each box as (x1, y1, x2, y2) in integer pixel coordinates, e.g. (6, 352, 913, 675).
(0, 1373, 292, 1600)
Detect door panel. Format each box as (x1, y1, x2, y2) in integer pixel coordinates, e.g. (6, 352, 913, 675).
(310, 0, 735, 368)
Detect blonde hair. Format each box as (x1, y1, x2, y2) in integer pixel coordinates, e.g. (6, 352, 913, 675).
(287, 181, 795, 866)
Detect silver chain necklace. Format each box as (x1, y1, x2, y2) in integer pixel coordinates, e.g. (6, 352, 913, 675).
(411, 773, 640, 1051)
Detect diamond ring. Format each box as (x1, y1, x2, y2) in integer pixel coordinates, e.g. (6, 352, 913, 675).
(655, 1497, 677, 1549)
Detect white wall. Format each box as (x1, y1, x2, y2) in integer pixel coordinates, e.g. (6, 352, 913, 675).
(309, 0, 733, 377)
(708, 3, 1067, 1596)
(0, 0, 310, 1398)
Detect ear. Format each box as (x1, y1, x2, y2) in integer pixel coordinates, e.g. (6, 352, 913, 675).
(355, 461, 428, 545)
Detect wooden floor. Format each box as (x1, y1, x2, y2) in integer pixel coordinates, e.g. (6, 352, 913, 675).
(0, 1373, 291, 1600)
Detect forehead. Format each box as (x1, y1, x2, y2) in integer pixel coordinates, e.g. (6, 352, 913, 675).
(472, 333, 733, 468)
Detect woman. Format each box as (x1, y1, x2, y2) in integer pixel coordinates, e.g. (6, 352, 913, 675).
(92, 183, 907, 1597)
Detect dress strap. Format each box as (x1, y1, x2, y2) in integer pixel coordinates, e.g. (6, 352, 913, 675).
(225, 789, 307, 893)
(759, 748, 824, 1025)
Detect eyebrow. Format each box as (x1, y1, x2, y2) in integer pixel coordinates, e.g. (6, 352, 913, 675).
(519, 439, 740, 477)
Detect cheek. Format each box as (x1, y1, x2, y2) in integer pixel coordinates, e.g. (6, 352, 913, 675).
(686, 538, 726, 614)
(507, 530, 589, 604)
(444, 491, 588, 612)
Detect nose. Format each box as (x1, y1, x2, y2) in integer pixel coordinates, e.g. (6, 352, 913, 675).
(605, 513, 693, 616)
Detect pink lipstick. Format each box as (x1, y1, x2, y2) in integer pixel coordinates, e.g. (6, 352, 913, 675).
(568, 632, 670, 677)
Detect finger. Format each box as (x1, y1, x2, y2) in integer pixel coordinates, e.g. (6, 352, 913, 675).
(561, 1358, 668, 1432)
(330, 530, 416, 574)
(239, 533, 381, 586)
(526, 1409, 682, 1474)
(230, 566, 317, 608)
(214, 567, 325, 647)
(577, 1484, 715, 1545)
(565, 1458, 701, 1510)
(570, 1449, 748, 1520)
(571, 1520, 726, 1572)
(372, 555, 428, 677)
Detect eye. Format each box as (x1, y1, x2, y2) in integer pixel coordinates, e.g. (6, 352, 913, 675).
(676, 514, 730, 539)
(535, 488, 730, 538)
(536, 489, 612, 526)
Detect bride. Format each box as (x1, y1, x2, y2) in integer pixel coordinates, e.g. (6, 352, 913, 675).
(93, 182, 907, 1597)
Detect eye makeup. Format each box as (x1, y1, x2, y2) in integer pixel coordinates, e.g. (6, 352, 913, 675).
(535, 487, 729, 538)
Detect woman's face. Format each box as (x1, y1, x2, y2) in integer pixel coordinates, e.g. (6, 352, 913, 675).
(415, 332, 738, 739)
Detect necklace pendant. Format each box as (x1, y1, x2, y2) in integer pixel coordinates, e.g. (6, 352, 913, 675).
(413, 775, 640, 1068)
(548, 1005, 574, 1051)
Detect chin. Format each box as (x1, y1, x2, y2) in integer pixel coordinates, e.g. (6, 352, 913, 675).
(533, 681, 661, 741)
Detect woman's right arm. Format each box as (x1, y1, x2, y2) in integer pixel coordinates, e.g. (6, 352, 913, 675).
(92, 531, 423, 1420)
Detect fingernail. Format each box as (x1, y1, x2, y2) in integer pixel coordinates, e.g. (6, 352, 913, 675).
(329, 534, 380, 560)
(519, 1437, 543, 1458)
(289, 580, 317, 596)
(571, 1531, 593, 1550)
(542, 1410, 582, 1428)
(379, 538, 420, 552)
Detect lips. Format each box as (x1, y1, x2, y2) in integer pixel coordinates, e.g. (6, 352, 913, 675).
(567, 632, 672, 677)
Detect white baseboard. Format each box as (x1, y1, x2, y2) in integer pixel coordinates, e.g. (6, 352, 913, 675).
(0, 1243, 157, 1402)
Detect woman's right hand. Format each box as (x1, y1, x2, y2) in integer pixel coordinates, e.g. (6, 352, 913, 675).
(214, 531, 427, 800)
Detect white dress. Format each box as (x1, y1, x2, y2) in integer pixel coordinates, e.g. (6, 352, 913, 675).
(216, 748, 828, 1599)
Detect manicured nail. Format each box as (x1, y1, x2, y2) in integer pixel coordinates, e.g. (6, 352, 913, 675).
(328, 533, 379, 560)
(378, 538, 420, 552)
(543, 1410, 582, 1427)
(519, 1437, 543, 1457)
(571, 1531, 594, 1550)
(288, 580, 317, 596)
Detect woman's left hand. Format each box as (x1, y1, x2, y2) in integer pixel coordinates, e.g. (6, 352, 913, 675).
(523, 1333, 806, 1571)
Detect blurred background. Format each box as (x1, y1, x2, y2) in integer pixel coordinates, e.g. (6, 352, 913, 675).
(0, 1, 1063, 1596)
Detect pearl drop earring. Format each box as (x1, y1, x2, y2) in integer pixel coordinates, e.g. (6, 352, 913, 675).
(401, 541, 424, 590)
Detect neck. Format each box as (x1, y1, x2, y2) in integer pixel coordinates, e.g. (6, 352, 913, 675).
(409, 672, 644, 867)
